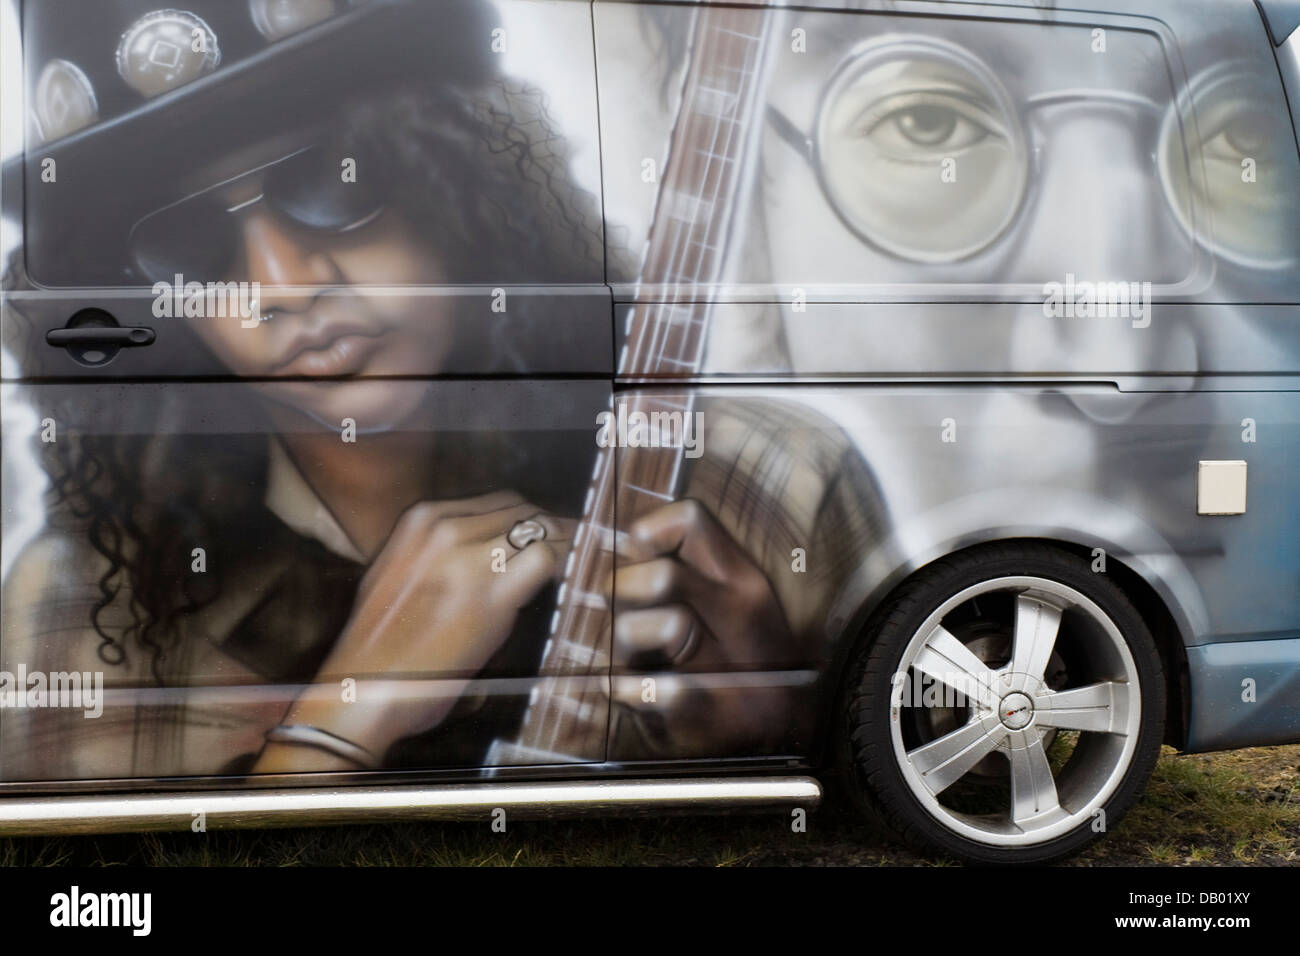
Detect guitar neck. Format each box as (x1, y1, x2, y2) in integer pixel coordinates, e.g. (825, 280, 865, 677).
(625, 5, 775, 374)
(489, 7, 777, 766)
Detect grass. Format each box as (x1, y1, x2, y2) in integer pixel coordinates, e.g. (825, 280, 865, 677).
(0, 745, 1295, 866)
(1079, 745, 1299, 865)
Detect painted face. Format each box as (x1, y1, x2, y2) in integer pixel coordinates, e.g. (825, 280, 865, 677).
(753, 12, 1300, 376)
(759, 13, 1300, 280)
(150, 154, 456, 431)
(760, 18, 1202, 287)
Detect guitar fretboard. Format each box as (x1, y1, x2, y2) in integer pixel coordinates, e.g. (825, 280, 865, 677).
(488, 7, 776, 766)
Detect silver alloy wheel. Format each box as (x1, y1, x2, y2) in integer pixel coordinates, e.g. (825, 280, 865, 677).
(889, 576, 1141, 847)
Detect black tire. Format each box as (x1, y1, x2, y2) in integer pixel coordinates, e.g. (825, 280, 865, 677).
(841, 541, 1166, 865)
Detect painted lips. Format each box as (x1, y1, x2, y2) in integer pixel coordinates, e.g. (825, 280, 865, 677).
(276, 332, 383, 377)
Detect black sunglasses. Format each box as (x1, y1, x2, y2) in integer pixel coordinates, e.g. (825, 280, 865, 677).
(127, 145, 388, 282)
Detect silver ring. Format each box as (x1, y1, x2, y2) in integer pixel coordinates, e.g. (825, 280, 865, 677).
(506, 519, 547, 552)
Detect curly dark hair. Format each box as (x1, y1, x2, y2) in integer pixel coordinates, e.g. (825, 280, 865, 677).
(360, 78, 605, 282)
(6, 75, 610, 685)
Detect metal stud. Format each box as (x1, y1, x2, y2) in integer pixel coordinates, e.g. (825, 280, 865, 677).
(249, 0, 340, 41)
(116, 9, 221, 99)
(32, 59, 98, 143)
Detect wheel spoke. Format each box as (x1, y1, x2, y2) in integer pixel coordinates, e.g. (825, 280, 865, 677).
(1039, 680, 1128, 734)
(1009, 594, 1062, 682)
(1009, 735, 1061, 826)
(911, 625, 1000, 711)
(906, 715, 1007, 796)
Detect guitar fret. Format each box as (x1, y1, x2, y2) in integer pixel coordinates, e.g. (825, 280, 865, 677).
(665, 189, 715, 224)
(549, 695, 596, 722)
(659, 305, 703, 326)
(538, 633, 609, 669)
(694, 147, 736, 164)
(693, 85, 739, 117)
(581, 522, 627, 555)
(624, 482, 675, 502)
(683, 116, 742, 142)
(664, 270, 715, 284)
(560, 586, 608, 610)
(549, 639, 597, 666)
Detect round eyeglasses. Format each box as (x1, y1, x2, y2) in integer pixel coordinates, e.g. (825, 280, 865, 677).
(766, 37, 1299, 271)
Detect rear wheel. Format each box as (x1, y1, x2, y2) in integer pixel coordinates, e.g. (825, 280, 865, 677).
(843, 542, 1165, 864)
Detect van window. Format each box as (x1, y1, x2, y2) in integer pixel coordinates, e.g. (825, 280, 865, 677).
(596, 4, 1300, 302)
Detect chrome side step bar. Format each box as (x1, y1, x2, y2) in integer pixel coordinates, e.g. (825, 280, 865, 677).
(0, 776, 821, 836)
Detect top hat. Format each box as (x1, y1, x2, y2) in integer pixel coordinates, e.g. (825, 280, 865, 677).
(4, 0, 498, 287)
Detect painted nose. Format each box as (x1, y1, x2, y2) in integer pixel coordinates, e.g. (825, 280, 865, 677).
(238, 209, 339, 313)
(1002, 100, 1201, 386)
(1010, 102, 1192, 282)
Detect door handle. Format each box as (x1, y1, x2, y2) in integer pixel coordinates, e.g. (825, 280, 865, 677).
(47, 308, 155, 367)
(46, 327, 156, 348)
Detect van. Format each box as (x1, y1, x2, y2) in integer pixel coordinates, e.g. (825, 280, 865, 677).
(1, 0, 1297, 865)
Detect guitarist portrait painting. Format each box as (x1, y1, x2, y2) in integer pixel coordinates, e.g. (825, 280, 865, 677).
(0, 0, 887, 781)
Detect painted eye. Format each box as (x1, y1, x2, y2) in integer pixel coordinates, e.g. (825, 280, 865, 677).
(1158, 64, 1300, 269)
(816, 39, 1027, 263)
(861, 95, 997, 155)
(1214, 113, 1271, 159)
(892, 104, 960, 146)
(266, 147, 387, 233)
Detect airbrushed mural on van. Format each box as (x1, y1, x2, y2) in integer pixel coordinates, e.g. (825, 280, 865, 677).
(0, 0, 1297, 864)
